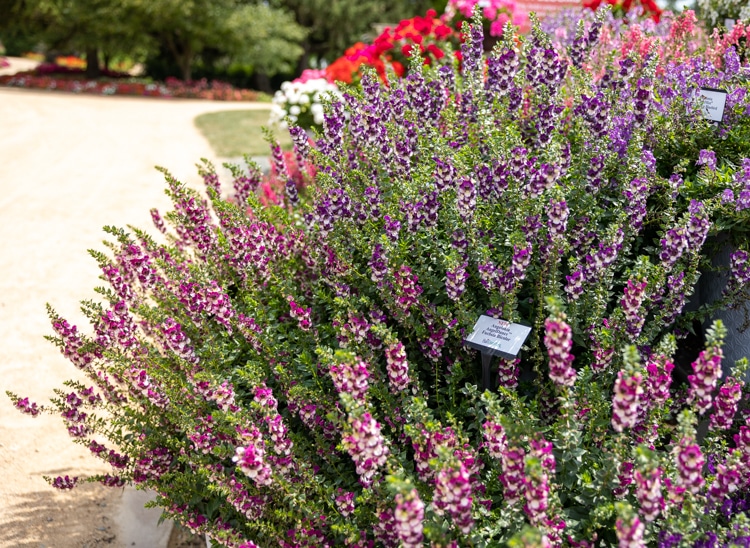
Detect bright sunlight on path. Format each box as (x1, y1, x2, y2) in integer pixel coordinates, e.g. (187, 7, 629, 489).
(0, 88, 269, 547)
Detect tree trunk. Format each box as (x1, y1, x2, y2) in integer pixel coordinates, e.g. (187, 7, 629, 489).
(85, 47, 100, 79)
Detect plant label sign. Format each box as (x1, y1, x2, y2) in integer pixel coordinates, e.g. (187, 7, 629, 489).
(699, 88, 727, 123)
(464, 315, 531, 360)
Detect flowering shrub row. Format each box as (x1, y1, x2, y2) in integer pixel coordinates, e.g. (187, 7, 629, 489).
(0, 66, 260, 101)
(8, 11, 750, 548)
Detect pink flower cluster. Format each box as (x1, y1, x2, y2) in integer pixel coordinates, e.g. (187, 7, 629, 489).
(14, 397, 40, 417)
(254, 385, 294, 474)
(385, 341, 410, 393)
(634, 467, 663, 522)
(621, 279, 648, 339)
(334, 490, 356, 516)
(160, 317, 199, 365)
(394, 489, 425, 548)
(545, 314, 576, 387)
(524, 437, 556, 527)
(233, 426, 273, 486)
(287, 296, 312, 331)
(52, 317, 94, 369)
(329, 358, 370, 402)
(482, 420, 507, 460)
(343, 412, 389, 487)
(433, 461, 474, 534)
(393, 265, 423, 316)
(500, 445, 526, 506)
(446, 262, 469, 301)
(674, 438, 704, 496)
(611, 369, 644, 432)
(616, 512, 645, 548)
(709, 377, 743, 431)
(688, 345, 723, 415)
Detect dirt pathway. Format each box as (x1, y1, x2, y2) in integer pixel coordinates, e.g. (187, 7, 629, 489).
(0, 88, 268, 547)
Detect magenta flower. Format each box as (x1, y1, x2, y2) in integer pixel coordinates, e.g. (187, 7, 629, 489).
(611, 369, 645, 432)
(544, 313, 576, 387)
(634, 467, 663, 522)
(233, 427, 272, 486)
(500, 445, 526, 506)
(674, 439, 705, 495)
(385, 341, 410, 393)
(688, 347, 723, 416)
(621, 278, 648, 338)
(482, 420, 507, 460)
(433, 461, 474, 534)
(329, 357, 370, 402)
(615, 513, 645, 547)
(709, 377, 743, 431)
(394, 489, 424, 548)
(343, 412, 389, 487)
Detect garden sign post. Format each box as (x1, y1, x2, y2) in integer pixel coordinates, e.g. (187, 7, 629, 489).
(464, 315, 531, 391)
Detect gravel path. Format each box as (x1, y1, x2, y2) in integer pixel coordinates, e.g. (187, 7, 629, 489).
(0, 87, 268, 547)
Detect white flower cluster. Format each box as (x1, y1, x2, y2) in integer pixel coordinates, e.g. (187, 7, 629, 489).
(269, 78, 340, 130)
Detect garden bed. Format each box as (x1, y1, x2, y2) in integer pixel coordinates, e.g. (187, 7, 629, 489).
(0, 64, 262, 101)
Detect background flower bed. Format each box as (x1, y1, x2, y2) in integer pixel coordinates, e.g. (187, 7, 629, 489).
(9, 7, 750, 548)
(0, 63, 262, 101)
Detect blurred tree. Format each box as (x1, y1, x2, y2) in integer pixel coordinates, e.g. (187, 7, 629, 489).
(0, 0, 142, 76)
(269, 0, 436, 72)
(0, 0, 307, 82)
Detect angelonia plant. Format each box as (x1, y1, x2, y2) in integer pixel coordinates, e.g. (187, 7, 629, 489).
(9, 11, 750, 548)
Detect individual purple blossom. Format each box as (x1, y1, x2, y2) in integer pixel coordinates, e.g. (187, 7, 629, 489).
(287, 296, 312, 331)
(160, 317, 199, 364)
(686, 200, 711, 251)
(707, 458, 743, 504)
(15, 397, 41, 417)
(52, 316, 94, 369)
(500, 445, 526, 506)
(393, 265, 423, 317)
(289, 125, 310, 159)
(634, 467, 663, 522)
(51, 475, 78, 490)
(497, 357, 520, 389)
(688, 345, 723, 415)
(205, 280, 235, 333)
(613, 462, 634, 498)
(343, 412, 389, 487)
(675, 438, 705, 495)
(697, 149, 717, 172)
(565, 269, 584, 300)
(645, 355, 674, 407)
(384, 215, 401, 241)
(709, 377, 743, 431)
(329, 357, 370, 402)
(621, 279, 648, 338)
(394, 489, 424, 548)
(545, 312, 576, 387)
(446, 262, 468, 301)
(434, 157, 456, 192)
(546, 199, 569, 242)
(611, 369, 645, 432)
(722, 189, 735, 204)
(728, 250, 750, 292)
(369, 244, 388, 284)
(334, 490, 356, 517)
(150, 208, 167, 234)
(363, 186, 381, 219)
(660, 227, 687, 269)
(433, 460, 474, 534)
(482, 420, 507, 460)
(524, 437, 555, 527)
(456, 177, 477, 224)
(102, 264, 135, 303)
(285, 179, 299, 206)
(385, 341, 410, 393)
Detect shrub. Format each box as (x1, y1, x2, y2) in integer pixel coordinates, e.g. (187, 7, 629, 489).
(9, 11, 750, 548)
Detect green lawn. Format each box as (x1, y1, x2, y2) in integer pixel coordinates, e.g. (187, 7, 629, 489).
(194, 109, 292, 158)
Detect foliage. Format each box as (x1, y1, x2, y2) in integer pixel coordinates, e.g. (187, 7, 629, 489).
(696, 0, 750, 30)
(9, 10, 750, 548)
